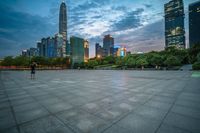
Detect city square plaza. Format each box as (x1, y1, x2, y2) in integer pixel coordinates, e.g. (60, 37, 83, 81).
(0, 70, 200, 133)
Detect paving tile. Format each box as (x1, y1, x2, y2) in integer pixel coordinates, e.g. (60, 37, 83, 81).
(15, 107, 49, 124)
(0, 70, 200, 133)
(20, 115, 74, 133)
(13, 102, 42, 112)
(144, 100, 173, 111)
(0, 127, 19, 133)
(10, 97, 35, 106)
(116, 113, 161, 133)
(164, 112, 200, 133)
(103, 124, 132, 133)
(157, 123, 191, 133)
(0, 113, 16, 130)
(134, 105, 168, 121)
(56, 108, 108, 133)
(0, 101, 10, 109)
(44, 102, 73, 114)
(171, 105, 200, 119)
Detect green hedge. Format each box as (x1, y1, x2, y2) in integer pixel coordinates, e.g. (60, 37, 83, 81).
(193, 62, 200, 70)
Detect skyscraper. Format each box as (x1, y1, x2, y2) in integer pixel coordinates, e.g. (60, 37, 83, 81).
(164, 0, 185, 48)
(59, 1, 67, 57)
(37, 41, 42, 56)
(47, 37, 56, 58)
(95, 43, 104, 58)
(103, 35, 114, 56)
(189, 1, 200, 48)
(55, 33, 64, 57)
(59, 1, 67, 39)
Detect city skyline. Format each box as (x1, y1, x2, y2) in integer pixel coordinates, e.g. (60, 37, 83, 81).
(0, 0, 198, 58)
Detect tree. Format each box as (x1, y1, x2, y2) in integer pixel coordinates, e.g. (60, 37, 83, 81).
(196, 52, 200, 62)
(164, 56, 181, 67)
(104, 56, 115, 64)
(149, 54, 163, 69)
(88, 60, 98, 69)
(127, 57, 136, 68)
(136, 57, 148, 70)
(192, 62, 200, 70)
(31, 56, 47, 66)
(103, 60, 109, 65)
(1, 56, 14, 66)
(115, 57, 123, 66)
(188, 44, 200, 63)
(13, 56, 30, 66)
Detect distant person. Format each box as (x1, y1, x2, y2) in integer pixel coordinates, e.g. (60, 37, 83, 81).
(30, 62, 37, 79)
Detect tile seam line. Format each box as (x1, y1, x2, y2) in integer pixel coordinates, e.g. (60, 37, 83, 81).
(12, 78, 77, 133)
(154, 79, 193, 133)
(1, 75, 21, 133)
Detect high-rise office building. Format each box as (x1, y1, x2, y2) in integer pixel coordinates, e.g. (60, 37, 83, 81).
(22, 49, 30, 57)
(37, 41, 42, 56)
(95, 43, 104, 58)
(22, 48, 38, 57)
(189, 1, 200, 48)
(66, 40, 71, 57)
(84, 40, 89, 62)
(47, 37, 56, 58)
(164, 0, 185, 48)
(41, 38, 48, 57)
(55, 33, 64, 57)
(59, 1, 67, 38)
(29, 48, 39, 57)
(59, 1, 67, 57)
(70, 36, 85, 66)
(103, 35, 114, 56)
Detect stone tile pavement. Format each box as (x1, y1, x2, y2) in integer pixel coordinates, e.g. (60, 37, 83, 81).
(0, 70, 200, 133)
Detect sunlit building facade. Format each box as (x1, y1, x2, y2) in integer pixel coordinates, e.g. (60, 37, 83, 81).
(164, 0, 185, 48)
(84, 40, 89, 62)
(189, 1, 200, 48)
(114, 45, 127, 57)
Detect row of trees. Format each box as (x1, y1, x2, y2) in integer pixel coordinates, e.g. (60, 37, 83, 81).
(1, 45, 200, 70)
(0, 56, 70, 68)
(77, 45, 200, 69)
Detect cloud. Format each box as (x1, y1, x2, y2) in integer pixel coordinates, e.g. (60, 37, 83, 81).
(115, 20, 165, 52)
(0, 4, 56, 58)
(144, 4, 153, 8)
(111, 8, 144, 32)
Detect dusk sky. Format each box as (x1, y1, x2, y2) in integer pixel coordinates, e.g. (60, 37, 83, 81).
(0, 0, 198, 58)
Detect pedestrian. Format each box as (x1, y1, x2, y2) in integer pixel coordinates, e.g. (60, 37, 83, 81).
(30, 62, 37, 79)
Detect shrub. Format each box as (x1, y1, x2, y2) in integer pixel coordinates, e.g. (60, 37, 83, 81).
(136, 57, 148, 68)
(193, 62, 200, 70)
(164, 56, 181, 67)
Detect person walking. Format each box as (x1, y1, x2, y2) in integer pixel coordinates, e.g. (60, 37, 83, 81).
(30, 62, 37, 79)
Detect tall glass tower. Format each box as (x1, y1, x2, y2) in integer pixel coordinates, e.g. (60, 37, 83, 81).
(189, 1, 200, 48)
(103, 35, 114, 56)
(59, 1, 67, 39)
(164, 0, 185, 48)
(59, 1, 68, 57)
